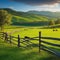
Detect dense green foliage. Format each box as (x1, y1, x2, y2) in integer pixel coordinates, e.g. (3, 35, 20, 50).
(55, 19, 60, 24)
(0, 10, 12, 30)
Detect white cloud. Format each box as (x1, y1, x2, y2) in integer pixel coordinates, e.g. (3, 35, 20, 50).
(34, 3, 60, 12)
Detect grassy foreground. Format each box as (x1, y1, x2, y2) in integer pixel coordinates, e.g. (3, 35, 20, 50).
(0, 38, 60, 60)
(0, 26, 60, 60)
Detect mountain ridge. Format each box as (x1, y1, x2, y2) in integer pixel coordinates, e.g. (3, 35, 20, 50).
(28, 10, 60, 18)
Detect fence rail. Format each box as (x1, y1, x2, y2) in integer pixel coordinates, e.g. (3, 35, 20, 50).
(0, 32, 60, 57)
(41, 40, 60, 47)
(41, 44, 60, 57)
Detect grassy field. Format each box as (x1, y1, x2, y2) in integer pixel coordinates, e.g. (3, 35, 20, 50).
(4, 26, 60, 38)
(0, 26, 60, 60)
(4, 26, 60, 50)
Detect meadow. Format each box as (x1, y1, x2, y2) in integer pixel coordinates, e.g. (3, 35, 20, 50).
(4, 26, 60, 50)
(4, 26, 60, 39)
(0, 26, 60, 60)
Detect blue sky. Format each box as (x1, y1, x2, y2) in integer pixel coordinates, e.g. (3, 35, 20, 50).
(0, 0, 60, 12)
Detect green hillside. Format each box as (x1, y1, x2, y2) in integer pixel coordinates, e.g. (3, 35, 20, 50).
(0, 8, 50, 26)
(28, 11, 60, 18)
(12, 15, 49, 26)
(1, 8, 59, 26)
(0, 8, 60, 26)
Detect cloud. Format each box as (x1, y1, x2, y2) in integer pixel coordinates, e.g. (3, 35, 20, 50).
(12, 0, 60, 5)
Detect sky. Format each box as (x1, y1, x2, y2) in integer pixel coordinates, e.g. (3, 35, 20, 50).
(0, 0, 60, 12)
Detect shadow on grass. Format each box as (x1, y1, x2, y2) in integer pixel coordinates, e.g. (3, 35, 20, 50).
(0, 47, 60, 60)
(0, 38, 60, 60)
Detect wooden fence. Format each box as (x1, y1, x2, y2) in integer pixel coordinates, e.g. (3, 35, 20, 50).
(0, 32, 60, 57)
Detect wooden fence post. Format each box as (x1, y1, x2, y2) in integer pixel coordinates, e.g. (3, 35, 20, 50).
(18, 35, 20, 47)
(39, 32, 41, 53)
(10, 35, 12, 44)
(5, 33, 8, 42)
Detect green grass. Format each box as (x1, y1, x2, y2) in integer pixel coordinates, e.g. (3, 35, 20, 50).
(0, 38, 60, 60)
(0, 26, 60, 60)
(4, 26, 60, 38)
(4, 26, 60, 50)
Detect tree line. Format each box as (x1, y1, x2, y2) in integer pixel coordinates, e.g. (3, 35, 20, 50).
(49, 19, 60, 26)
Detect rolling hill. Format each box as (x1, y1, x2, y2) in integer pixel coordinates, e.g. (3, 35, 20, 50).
(28, 11, 60, 18)
(0, 8, 59, 26)
(0, 8, 50, 26)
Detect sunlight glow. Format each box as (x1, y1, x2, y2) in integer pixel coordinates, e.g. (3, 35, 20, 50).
(35, 3, 60, 12)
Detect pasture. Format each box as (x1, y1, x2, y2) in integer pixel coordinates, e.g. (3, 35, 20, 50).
(4, 26, 60, 37)
(4, 26, 60, 52)
(0, 26, 60, 60)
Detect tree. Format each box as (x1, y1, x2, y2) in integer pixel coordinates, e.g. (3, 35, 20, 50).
(55, 19, 60, 24)
(0, 10, 12, 31)
(48, 20, 55, 30)
(49, 20, 55, 26)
